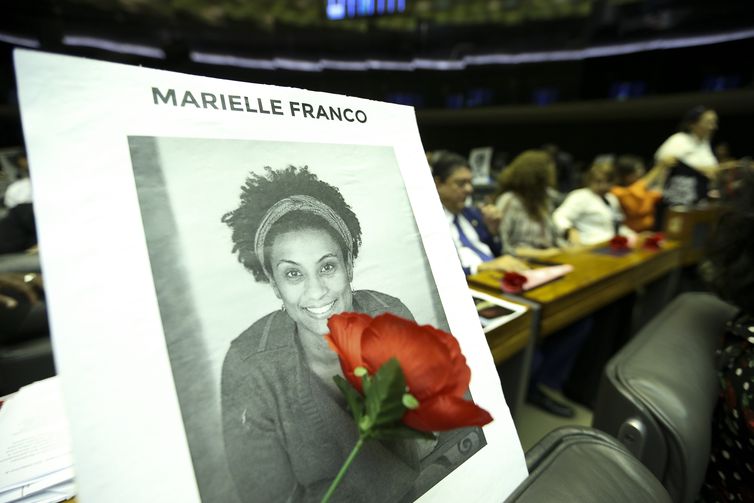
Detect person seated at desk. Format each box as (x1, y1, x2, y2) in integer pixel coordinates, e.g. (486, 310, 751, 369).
(433, 151, 577, 417)
(3, 152, 32, 210)
(611, 155, 674, 232)
(494, 150, 567, 257)
(495, 150, 591, 417)
(430, 151, 526, 275)
(553, 162, 635, 246)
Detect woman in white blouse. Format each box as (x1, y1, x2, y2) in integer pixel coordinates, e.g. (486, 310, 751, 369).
(553, 162, 635, 246)
(655, 106, 726, 179)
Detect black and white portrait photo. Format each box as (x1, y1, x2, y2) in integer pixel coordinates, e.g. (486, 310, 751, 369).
(127, 136, 486, 503)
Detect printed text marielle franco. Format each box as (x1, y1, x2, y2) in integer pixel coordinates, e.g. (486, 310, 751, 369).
(152, 87, 368, 123)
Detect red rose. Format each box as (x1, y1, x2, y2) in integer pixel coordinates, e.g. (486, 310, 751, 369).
(325, 312, 493, 432)
(609, 235, 629, 251)
(642, 233, 664, 251)
(501, 271, 528, 293)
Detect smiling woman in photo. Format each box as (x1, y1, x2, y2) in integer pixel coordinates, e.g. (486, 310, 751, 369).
(220, 165, 427, 502)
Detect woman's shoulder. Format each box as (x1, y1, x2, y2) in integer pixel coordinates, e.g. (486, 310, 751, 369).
(227, 310, 296, 360)
(657, 132, 693, 155)
(354, 290, 414, 320)
(561, 187, 591, 202)
(496, 192, 523, 210)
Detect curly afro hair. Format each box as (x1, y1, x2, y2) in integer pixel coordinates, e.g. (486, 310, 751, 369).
(701, 169, 754, 314)
(222, 166, 362, 283)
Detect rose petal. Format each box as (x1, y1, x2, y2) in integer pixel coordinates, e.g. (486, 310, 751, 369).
(361, 313, 452, 400)
(403, 394, 493, 432)
(325, 312, 372, 391)
(434, 333, 471, 398)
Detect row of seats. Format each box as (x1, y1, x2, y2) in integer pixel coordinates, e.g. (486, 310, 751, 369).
(510, 292, 732, 502)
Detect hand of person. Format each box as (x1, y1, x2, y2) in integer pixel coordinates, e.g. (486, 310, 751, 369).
(566, 228, 581, 246)
(718, 159, 741, 171)
(478, 255, 528, 273)
(479, 204, 502, 233)
(0, 273, 41, 309)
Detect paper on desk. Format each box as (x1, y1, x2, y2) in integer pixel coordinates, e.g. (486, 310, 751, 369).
(0, 468, 75, 503)
(6, 480, 76, 503)
(0, 377, 74, 494)
(470, 289, 527, 333)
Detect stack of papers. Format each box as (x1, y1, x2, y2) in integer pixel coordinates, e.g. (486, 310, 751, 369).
(0, 377, 75, 503)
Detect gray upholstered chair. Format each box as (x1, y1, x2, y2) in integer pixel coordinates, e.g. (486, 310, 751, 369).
(506, 426, 671, 502)
(592, 292, 737, 503)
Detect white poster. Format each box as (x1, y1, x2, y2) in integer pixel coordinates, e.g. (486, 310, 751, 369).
(14, 49, 527, 503)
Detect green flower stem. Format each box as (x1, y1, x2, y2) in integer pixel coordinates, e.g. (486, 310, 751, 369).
(321, 435, 366, 503)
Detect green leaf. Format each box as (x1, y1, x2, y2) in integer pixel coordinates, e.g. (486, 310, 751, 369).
(333, 375, 364, 425)
(364, 358, 408, 429)
(371, 424, 437, 441)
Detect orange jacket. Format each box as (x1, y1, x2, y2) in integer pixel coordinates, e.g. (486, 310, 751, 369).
(611, 180, 662, 232)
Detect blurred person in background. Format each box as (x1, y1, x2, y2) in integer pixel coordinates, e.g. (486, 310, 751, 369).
(697, 169, 754, 502)
(495, 149, 592, 417)
(611, 154, 674, 232)
(655, 106, 742, 211)
(431, 151, 526, 275)
(541, 143, 577, 201)
(494, 150, 567, 257)
(655, 106, 737, 179)
(553, 162, 635, 246)
(0, 151, 37, 255)
(3, 152, 32, 209)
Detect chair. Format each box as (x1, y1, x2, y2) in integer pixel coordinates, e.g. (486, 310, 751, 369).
(592, 292, 736, 503)
(506, 426, 671, 502)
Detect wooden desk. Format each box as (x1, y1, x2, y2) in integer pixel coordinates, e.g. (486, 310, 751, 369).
(469, 242, 681, 337)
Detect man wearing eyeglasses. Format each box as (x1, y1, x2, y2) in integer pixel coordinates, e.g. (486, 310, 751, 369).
(431, 151, 526, 275)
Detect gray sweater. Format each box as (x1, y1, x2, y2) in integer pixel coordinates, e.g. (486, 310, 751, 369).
(221, 290, 422, 502)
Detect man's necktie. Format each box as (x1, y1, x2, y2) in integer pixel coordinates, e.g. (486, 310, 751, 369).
(454, 215, 492, 262)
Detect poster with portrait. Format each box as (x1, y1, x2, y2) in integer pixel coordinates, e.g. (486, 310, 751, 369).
(14, 50, 527, 503)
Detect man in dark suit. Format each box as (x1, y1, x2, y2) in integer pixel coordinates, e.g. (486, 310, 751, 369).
(431, 151, 525, 275)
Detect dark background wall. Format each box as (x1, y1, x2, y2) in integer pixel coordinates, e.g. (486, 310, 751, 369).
(1, 0, 753, 165)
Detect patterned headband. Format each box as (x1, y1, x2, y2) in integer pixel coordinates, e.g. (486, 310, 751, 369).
(254, 194, 354, 277)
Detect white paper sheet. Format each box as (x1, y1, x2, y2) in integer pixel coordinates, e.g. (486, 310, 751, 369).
(14, 49, 528, 503)
(0, 378, 73, 495)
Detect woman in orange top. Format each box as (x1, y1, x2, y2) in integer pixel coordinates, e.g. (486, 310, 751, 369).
(611, 155, 673, 232)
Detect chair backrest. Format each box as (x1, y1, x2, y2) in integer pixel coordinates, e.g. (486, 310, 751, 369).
(506, 426, 671, 502)
(592, 292, 737, 503)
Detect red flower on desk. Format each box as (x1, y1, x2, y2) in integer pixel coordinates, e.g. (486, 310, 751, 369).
(326, 312, 492, 431)
(642, 232, 664, 251)
(501, 271, 528, 293)
(321, 313, 493, 502)
(609, 235, 630, 251)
